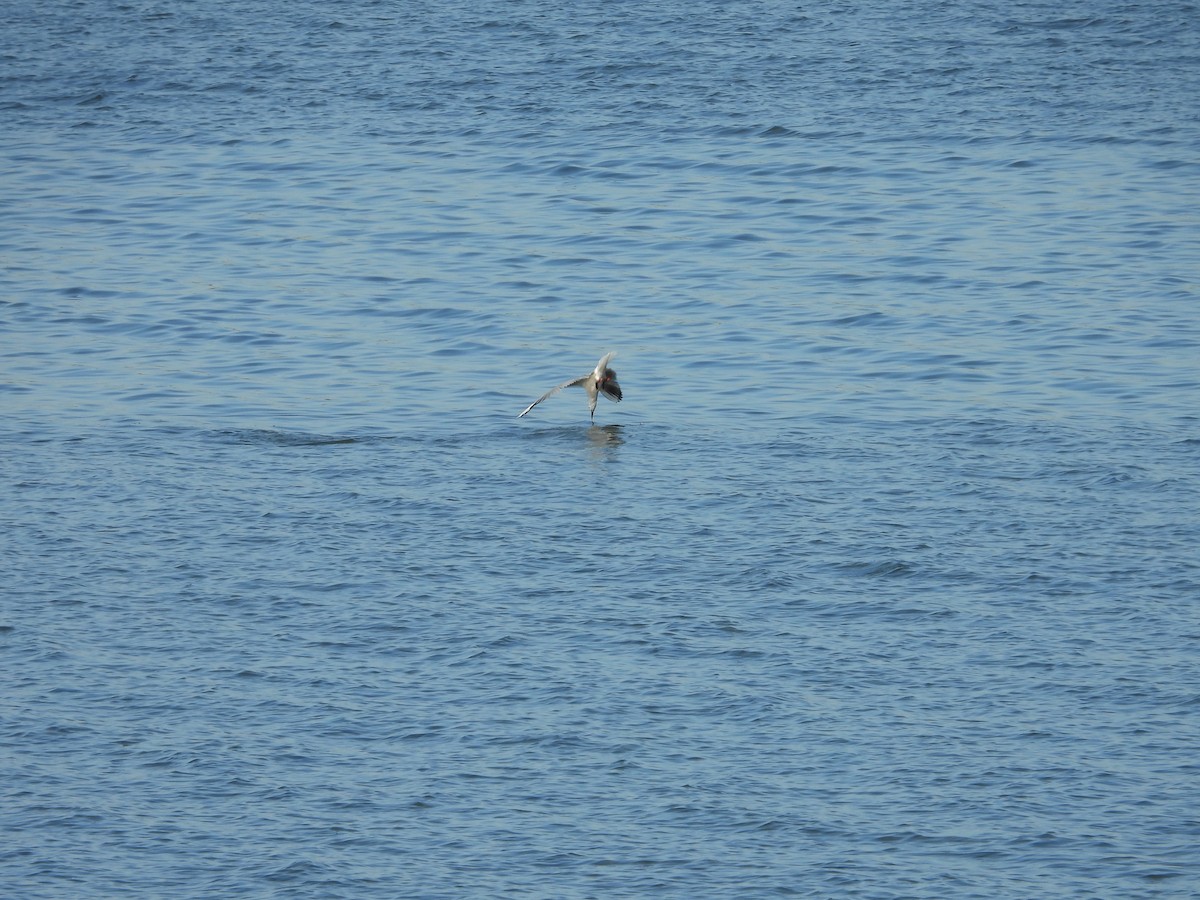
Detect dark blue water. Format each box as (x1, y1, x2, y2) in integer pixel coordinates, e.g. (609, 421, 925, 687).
(3, 1, 1199, 897)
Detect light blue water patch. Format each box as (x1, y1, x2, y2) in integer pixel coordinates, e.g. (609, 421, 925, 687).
(2, 1, 1199, 898)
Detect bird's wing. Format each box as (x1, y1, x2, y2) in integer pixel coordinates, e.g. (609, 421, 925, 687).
(518, 375, 588, 417)
(594, 350, 616, 378)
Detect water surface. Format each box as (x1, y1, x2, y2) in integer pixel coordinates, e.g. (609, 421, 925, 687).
(3, 1, 1199, 897)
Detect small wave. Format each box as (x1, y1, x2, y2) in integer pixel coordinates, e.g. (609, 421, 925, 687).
(209, 428, 361, 448)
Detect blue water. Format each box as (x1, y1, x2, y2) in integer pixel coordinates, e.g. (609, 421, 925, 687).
(3, 1, 1199, 897)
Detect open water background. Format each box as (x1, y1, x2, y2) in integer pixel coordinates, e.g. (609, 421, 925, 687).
(3, 1, 1199, 897)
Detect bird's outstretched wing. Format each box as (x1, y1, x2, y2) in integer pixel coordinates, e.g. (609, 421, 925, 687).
(594, 351, 616, 378)
(518, 375, 587, 417)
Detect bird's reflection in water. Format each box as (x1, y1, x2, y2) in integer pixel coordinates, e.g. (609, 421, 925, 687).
(587, 423, 624, 458)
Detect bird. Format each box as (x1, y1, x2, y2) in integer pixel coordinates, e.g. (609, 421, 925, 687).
(518, 351, 623, 423)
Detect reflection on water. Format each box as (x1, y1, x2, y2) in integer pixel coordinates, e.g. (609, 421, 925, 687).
(587, 423, 624, 459)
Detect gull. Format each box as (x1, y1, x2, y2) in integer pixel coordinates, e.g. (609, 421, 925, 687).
(518, 351, 623, 423)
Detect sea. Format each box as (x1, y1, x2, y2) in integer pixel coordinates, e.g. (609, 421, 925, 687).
(2, 1, 1198, 897)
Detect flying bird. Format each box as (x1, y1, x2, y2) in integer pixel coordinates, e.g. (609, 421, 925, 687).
(518, 351, 623, 423)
